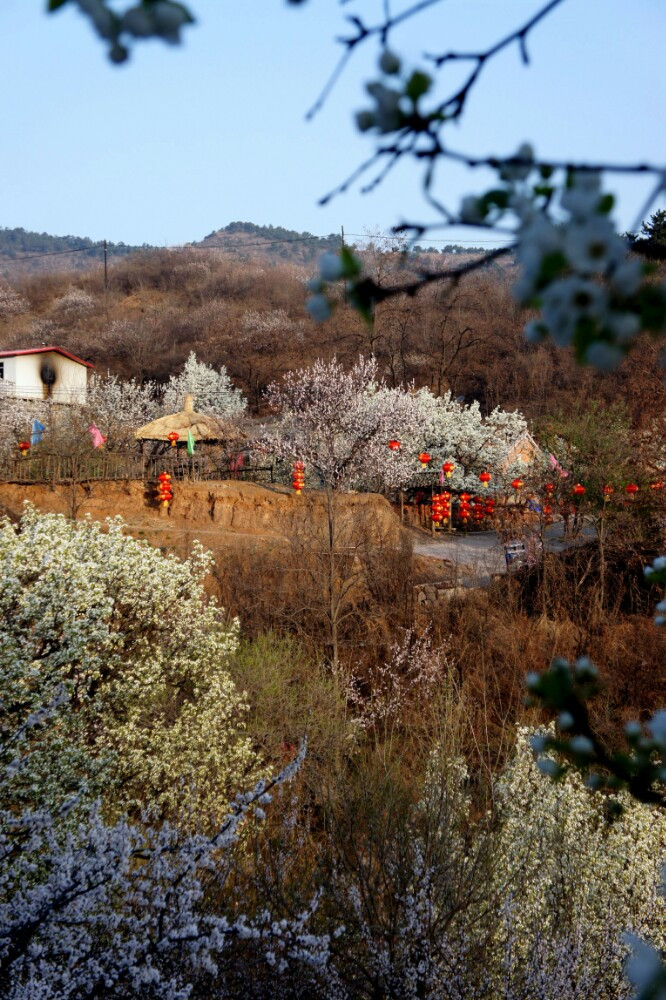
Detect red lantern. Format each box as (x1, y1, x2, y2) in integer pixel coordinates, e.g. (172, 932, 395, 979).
(17, 441, 30, 457)
(625, 483, 639, 500)
(459, 492, 472, 503)
(545, 482, 555, 495)
(292, 461, 305, 494)
(479, 471, 491, 488)
(388, 439, 401, 451)
(650, 481, 663, 491)
(155, 472, 173, 508)
(418, 452, 432, 469)
(511, 478, 524, 492)
(442, 461, 455, 478)
(603, 484, 614, 501)
(167, 432, 180, 448)
(572, 483, 586, 497)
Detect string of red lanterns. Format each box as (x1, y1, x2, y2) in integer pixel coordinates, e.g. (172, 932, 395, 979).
(291, 461, 305, 494)
(155, 471, 173, 508)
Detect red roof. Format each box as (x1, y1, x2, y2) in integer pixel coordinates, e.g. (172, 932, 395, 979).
(0, 346, 94, 369)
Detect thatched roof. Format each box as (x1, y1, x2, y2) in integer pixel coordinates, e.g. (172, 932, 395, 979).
(135, 395, 244, 444)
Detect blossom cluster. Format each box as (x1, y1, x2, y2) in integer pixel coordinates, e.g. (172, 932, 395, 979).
(300, 728, 664, 998)
(61, 0, 194, 64)
(51, 286, 96, 317)
(265, 356, 528, 493)
(0, 737, 324, 999)
(265, 356, 427, 491)
(0, 504, 258, 823)
(86, 371, 158, 445)
(0, 280, 28, 319)
(161, 350, 247, 419)
(459, 151, 666, 367)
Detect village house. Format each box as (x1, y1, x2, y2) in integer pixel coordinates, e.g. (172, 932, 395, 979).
(0, 346, 93, 405)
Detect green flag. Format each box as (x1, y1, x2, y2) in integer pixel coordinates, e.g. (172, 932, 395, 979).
(187, 429, 195, 456)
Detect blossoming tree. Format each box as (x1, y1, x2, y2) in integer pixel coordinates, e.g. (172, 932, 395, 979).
(409, 388, 532, 491)
(161, 350, 247, 419)
(86, 371, 159, 446)
(266, 355, 429, 492)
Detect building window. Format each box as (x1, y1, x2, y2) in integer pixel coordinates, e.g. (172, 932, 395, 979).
(0, 362, 4, 379)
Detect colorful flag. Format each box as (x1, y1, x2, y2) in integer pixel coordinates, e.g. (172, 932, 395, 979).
(549, 453, 569, 478)
(88, 423, 105, 448)
(187, 429, 195, 456)
(31, 419, 45, 446)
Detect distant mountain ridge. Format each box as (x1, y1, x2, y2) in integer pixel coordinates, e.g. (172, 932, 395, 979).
(0, 227, 153, 278)
(0, 221, 491, 279)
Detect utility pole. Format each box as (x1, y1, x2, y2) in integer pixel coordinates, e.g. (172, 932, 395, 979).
(341, 225, 347, 304)
(103, 240, 108, 291)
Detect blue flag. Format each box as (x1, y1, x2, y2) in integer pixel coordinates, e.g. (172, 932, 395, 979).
(31, 419, 45, 446)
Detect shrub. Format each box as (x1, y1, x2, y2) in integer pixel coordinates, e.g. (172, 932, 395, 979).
(0, 504, 259, 823)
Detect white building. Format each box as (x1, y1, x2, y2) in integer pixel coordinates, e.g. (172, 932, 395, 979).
(0, 347, 93, 405)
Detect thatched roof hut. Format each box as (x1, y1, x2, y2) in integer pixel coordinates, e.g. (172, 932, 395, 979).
(135, 394, 244, 445)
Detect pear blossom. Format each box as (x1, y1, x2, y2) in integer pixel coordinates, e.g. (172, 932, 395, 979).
(161, 351, 246, 418)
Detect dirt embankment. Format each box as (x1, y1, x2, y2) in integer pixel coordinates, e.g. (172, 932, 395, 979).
(0, 479, 403, 550)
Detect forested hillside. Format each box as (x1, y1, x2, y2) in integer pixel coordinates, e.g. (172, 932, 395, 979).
(0, 241, 662, 428)
(0, 226, 149, 277)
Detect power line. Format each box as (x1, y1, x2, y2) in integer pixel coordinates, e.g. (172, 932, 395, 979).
(2, 244, 104, 262)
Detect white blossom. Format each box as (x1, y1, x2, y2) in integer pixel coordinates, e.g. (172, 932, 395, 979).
(161, 351, 246, 418)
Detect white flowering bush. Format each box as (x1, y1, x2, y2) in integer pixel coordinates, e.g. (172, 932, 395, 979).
(240, 309, 303, 351)
(310, 728, 665, 1000)
(0, 735, 319, 1000)
(86, 371, 159, 444)
(0, 280, 27, 319)
(51, 286, 97, 318)
(0, 504, 259, 823)
(161, 350, 247, 418)
(489, 726, 666, 998)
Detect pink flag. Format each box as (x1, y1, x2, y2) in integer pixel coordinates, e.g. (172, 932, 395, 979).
(549, 453, 569, 478)
(89, 423, 105, 448)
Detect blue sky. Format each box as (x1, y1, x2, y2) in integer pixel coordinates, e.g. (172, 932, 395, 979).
(1, 1, 665, 247)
